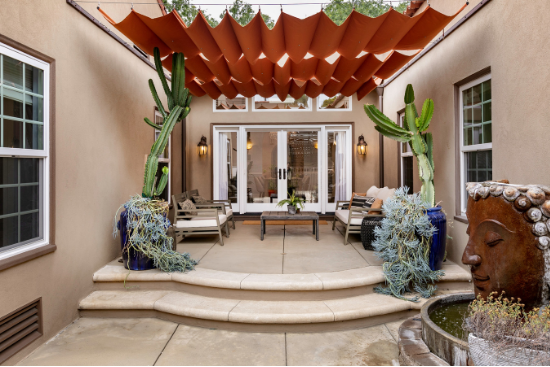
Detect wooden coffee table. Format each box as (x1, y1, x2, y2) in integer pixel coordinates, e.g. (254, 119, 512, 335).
(260, 211, 319, 241)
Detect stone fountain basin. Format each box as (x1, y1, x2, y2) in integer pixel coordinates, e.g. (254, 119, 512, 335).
(421, 293, 474, 366)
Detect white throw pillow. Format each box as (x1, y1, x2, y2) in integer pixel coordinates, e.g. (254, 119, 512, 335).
(366, 185, 380, 198)
(376, 187, 396, 202)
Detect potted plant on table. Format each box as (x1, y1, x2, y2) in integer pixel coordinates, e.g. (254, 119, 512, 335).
(114, 47, 196, 272)
(276, 190, 305, 215)
(364, 84, 446, 271)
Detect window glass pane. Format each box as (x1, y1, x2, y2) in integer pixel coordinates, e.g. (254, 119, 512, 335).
(472, 105, 482, 124)
(483, 103, 491, 122)
(247, 131, 278, 203)
(20, 158, 39, 183)
(0, 187, 18, 215)
(472, 125, 482, 145)
(20, 185, 39, 211)
(463, 127, 472, 146)
(3, 55, 23, 90)
(318, 94, 351, 110)
(20, 212, 39, 243)
(0, 157, 18, 184)
(215, 95, 247, 110)
(254, 95, 310, 110)
(477, 151, 488, 169)
(228, 132, 237, 204)
(25, 123, 43, 150)
(287, 131, 318, 203)
(483, 124, 492, 144)
(482, 80, 491, 101)
(0, 216, 18, 249)
(463, 108, 472, 126)
(25, 64, 44, 95)
(472, 84, 482, 104)
(328, 132, 335, 203)
(25, 94, 43, 122)
(3, 88, 24, 118)
(463, 89, 472, 106)
(3, 119, 23, 148)
(465, 150, 492, 185)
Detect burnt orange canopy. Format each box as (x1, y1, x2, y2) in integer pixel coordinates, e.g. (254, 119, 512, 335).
(100, 4, 464, 101)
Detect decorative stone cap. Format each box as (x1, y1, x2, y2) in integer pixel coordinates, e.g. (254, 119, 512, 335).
(466, 182, 550, 250)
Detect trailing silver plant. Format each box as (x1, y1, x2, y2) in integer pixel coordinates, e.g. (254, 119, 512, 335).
(373, 187, 444, 301)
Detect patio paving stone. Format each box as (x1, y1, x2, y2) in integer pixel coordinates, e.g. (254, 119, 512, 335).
(175, 235, 218, 261)
(286, 324, 399, 366)
(351, 243, 384, 266)
(384, 319, 405, 342)
(155, 325, 286, 366)
(283, 225, 368, 273)
(18, 318, 176, 366)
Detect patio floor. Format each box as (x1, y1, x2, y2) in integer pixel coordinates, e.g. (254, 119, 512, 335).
(18, 317, 402, 366)
(178, 221, 382, 274)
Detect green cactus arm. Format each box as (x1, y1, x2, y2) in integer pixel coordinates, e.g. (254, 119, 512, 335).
(404, 84, 415, 104)
(151, 105, 183, 157)
(425, 132, 434, 174)
(410, 132, 427, 155)
(374, 126, 411, 143)
(154, 166, 169, 196)
(417, 154, 434, 183)
(364, 105, 411, 136)
(144, 117, 162, 130)
(418, 99, 434, 132)
(154, 47, 174, 111)
(143, 155, 159, 198)
(149, 80, 167, 120)
(405, 104, 418, 135)
(180, 106, 191, 121)
(171, 53, 186, 107)
(420, 181, 435, 208)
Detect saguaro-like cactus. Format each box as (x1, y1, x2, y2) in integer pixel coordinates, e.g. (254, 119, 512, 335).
(142, 47, 192, 199)
(364, 84, 436, 207)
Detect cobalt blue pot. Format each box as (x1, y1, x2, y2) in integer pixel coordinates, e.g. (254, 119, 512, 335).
(117, 209, 155, 271)
(426, 206, 446, 271)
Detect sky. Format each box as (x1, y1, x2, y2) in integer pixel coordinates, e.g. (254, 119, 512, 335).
(190, 0, 330, 21)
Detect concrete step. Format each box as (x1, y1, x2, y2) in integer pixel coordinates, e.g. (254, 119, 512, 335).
(78, 289, 471, 333)
(92, 262, 473, 301)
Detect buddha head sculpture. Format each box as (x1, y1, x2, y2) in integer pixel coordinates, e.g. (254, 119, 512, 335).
(462, 182, 550, 310)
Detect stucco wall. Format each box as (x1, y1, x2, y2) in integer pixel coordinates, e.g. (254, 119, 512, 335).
(0, 0, 173, 364)
(184, 92, 381, 201)
(381, 0, 550, 267)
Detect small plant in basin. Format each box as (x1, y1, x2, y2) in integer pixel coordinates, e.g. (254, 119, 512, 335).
(277, 190, 305, 214)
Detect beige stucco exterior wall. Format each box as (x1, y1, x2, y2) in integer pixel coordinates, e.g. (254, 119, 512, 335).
(0, 0, 175, 364)
(184, 92, 381, 201)
(381, 0, 550, 267)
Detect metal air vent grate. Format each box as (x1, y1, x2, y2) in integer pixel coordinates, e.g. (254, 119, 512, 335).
(0, 299, 42, 364)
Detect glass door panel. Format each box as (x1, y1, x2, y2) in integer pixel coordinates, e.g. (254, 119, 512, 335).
(286, 131, 319, 211)
(246, 131, 279, 211)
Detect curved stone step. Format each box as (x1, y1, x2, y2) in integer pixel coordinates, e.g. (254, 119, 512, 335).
(79, 289, 473, 332)
(92, 263, 472, 301)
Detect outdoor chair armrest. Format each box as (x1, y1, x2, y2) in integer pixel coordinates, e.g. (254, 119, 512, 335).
(175, 208, 220, 218)
(193, 203, 225, 213)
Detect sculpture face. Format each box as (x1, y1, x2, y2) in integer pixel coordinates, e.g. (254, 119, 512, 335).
(462, 195, 545, 309)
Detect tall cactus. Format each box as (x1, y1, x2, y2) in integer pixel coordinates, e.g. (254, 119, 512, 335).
(364, 84, 436, 207)
(142, 47, 192, 199)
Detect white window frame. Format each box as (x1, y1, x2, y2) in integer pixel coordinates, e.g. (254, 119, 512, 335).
(399, 112, 414, 188)
(212, 94, 248, 112)
(317, 94, 352, 112)
(251, 95, 313, 112)
(0, 42, 50, 261)
(459, 73, 492, 214)
(154, 110, 171, 204)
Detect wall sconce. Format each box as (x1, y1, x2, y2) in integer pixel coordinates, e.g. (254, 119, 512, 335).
(314, 141, 318, 149)
(198, 135, 208, 156)
(247, 132, 253, 150)
(357, 134, 367, 156)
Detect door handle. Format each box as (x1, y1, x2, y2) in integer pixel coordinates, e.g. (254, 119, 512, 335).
(279, 168, 282, 179)
(283, 169, 286, 179)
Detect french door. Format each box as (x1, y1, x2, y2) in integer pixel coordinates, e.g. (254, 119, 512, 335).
(213, 125, 352, 214)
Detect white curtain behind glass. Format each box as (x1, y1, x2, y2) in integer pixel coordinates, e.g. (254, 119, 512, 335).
(219, 133, 229, 200)
(334, 132, 346, 202)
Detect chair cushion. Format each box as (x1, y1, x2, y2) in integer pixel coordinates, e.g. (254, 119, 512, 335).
(335, 210, 363, 226)
(348, 192, 366, 208)
(176, 214, 227, 228)
(368, 199, 384, 215)
(179, 199, 197, 216)
(226, 208, 233, 216)
(351, 195, 375, 208)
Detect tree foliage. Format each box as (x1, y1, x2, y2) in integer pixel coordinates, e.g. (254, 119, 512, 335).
(324, 0, 409, 25)
(162, 0, 219, 27)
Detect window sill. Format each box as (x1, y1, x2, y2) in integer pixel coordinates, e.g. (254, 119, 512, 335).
(454, 215, 468, 224)
(0, 244, 57, 272)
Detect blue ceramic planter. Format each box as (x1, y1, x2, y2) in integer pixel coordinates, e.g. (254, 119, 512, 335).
(117, 209, 156, 271)
(426, 206, 446, 271)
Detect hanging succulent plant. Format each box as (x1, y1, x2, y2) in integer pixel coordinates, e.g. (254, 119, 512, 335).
(364, 84, 436, 207)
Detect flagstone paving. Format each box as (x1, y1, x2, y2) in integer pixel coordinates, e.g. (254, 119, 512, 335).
(18, 318, 403, 366)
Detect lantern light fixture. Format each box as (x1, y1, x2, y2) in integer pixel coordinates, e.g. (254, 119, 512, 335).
(357, 134, 368, 156)
(247, 132, 253, 150)
(198, 135, 208, 156)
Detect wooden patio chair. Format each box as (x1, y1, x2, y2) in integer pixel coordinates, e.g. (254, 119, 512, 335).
(332, 201, 384, 245)
(186, 189, 236, 229)
(172, 193, 230, 246)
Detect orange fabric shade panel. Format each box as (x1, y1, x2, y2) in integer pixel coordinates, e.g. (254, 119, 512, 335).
(101, 3, 464, 100)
